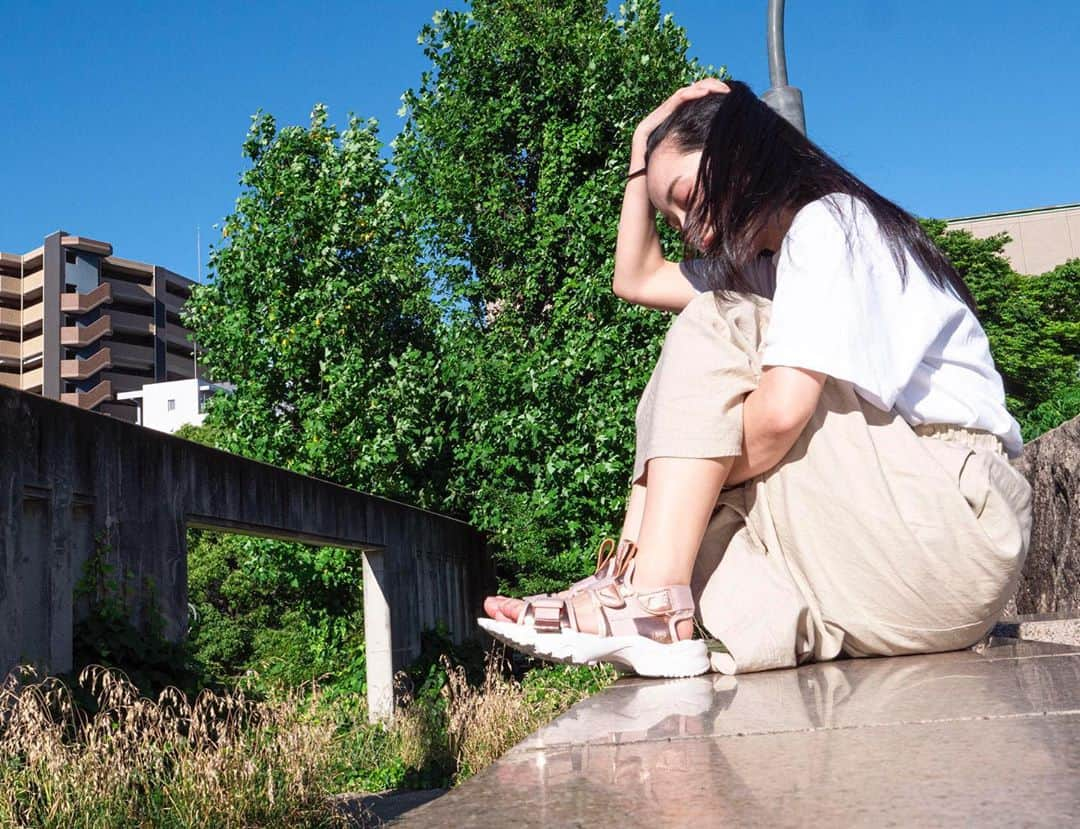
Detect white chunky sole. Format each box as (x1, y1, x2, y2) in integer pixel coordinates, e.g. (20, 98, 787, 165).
(478, 618, 710, 678)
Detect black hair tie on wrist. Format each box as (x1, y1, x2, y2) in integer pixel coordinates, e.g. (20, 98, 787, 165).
(626, 167, 647, 181)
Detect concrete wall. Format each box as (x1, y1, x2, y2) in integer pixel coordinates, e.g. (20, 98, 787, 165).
(946, 203, 1080, 276)
(0, 385, 490, 718)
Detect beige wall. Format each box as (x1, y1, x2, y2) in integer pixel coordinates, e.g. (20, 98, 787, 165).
(946, 203, 1080, 275)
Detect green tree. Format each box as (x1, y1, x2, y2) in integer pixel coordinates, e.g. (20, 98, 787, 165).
(183, 104, 447, 504)
(181, 106, 450, 684)
(394, 0, 711, 593)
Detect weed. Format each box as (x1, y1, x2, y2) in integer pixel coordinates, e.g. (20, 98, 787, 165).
(0, 666, 345, 828)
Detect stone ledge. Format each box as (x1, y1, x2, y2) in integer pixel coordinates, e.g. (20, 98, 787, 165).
(393, 643, 1080, 827)
(992, 612, 1080, 646)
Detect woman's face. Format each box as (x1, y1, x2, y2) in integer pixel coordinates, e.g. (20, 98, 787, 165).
(645, 141, 713, 249)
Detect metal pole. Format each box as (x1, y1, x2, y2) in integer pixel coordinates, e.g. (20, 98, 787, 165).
(762, 0, 807, 135)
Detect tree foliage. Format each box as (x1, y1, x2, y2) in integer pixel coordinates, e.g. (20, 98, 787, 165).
(184, 104, 448, 505)
(394, 0, 713, 592)
(181, 109, 443, 685)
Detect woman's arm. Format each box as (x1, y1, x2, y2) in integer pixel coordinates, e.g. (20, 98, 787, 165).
(726, 365, 826, 485)
(613, 169, 695, 312)
(613, 79, 728, 313)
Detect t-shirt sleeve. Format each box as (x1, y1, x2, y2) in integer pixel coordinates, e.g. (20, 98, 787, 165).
(760, 197, 928, 411)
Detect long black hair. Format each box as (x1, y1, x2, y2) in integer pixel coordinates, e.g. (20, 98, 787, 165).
(645, 80, 975, 309)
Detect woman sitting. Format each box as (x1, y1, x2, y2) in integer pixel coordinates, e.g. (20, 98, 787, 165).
(481, 79, 1032, 678)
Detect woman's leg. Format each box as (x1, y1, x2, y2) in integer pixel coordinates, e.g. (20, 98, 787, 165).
(618, 483, 648, 543)
(631, 456, 732, 588)
(492, 455, 732, 637)
(485, 293, 762, 636)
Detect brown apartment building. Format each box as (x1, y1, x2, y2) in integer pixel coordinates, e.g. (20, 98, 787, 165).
(0, 231, 199, 421)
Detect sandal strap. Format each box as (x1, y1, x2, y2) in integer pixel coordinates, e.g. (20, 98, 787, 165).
(594, 537, 617, 572)
(517, 538, 640, 607)
(526, 581, 694, 644)
(612, 539, 638, 579)
(519, 596, 565, 633)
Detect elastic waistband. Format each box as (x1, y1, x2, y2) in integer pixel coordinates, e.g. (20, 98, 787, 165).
(912, 422, 1005, 455)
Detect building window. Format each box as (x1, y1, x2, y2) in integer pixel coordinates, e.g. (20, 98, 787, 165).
(167, 399, 176, 411)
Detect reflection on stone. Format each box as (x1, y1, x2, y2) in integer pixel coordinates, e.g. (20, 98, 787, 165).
(399, 644, 1080, 828)
(519, 644, 1080, 751)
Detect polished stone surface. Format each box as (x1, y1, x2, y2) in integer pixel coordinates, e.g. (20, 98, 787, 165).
(394, 642, 1080, 827)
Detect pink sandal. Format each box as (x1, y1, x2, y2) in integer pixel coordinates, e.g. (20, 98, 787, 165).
(479, 577, 709, 678)
(489, 538, 637, 622)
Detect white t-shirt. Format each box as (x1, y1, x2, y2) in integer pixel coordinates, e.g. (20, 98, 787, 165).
(682, 193, 1023, 457)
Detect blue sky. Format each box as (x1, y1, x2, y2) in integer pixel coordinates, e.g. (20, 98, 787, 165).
(3, 1, 1077, 277)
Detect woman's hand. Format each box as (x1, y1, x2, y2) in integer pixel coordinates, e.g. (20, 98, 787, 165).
(630, 78, 730, 165)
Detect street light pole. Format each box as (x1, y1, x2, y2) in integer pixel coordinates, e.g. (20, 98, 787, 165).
(762, 0, 807, 135)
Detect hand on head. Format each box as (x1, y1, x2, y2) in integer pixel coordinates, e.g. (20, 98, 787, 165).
(633, 78, 730, 147)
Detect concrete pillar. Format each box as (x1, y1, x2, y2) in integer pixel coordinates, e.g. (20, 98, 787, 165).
(41, 232, 64, 399)
(362, 547, 394, 722)
(151, 266, 167, 381)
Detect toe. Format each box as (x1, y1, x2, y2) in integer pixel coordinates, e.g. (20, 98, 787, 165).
(498, 598, 524, 623)
(483, 596, 527, 623)
(483, 595, 506, 619)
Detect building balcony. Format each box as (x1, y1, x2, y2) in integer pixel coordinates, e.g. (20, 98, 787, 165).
(0, 334, 45, 365)
(60, 379, 113, 410)
(111, 342, 156, 370)
(164, 324, 194, 350)
(166, 350, 199, 377)
(0, 270, 43, 301)
(60, 282, 112, 314)
(0, 303, 43, 331)
(110, 309, 154, 336)
(163, 289, 188, 316)
(0, 369, 41, 391)
(61, 347, 112, 380)
(106, 278, 154, 306)
(61, 315, 112, 347)
(101, 255, 154, 280)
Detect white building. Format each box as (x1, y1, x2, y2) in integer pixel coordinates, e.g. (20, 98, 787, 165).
(117, 378, 230, 433)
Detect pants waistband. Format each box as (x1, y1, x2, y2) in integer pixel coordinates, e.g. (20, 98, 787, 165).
(912, 422, 1005, 455)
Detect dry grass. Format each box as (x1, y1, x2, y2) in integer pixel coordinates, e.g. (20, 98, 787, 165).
(0, 654, 614, 827)
(0, 665, 346, 829)
(395, 652, 615, 782)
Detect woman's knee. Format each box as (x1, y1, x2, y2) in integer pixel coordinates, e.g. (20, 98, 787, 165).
(664, 292, 769, 364)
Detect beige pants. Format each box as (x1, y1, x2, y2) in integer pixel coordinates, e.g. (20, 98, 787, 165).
(634, 293, 1033, 674)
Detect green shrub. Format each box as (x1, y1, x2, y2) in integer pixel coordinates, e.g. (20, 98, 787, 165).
(187, 530, 366, 694)
(926, 227, 1080, 435)
(1019, 382, 1080, 441)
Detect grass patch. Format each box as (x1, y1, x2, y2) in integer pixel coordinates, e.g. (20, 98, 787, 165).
(0, 655, 614, 827)
(0, 665, 342, 828)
